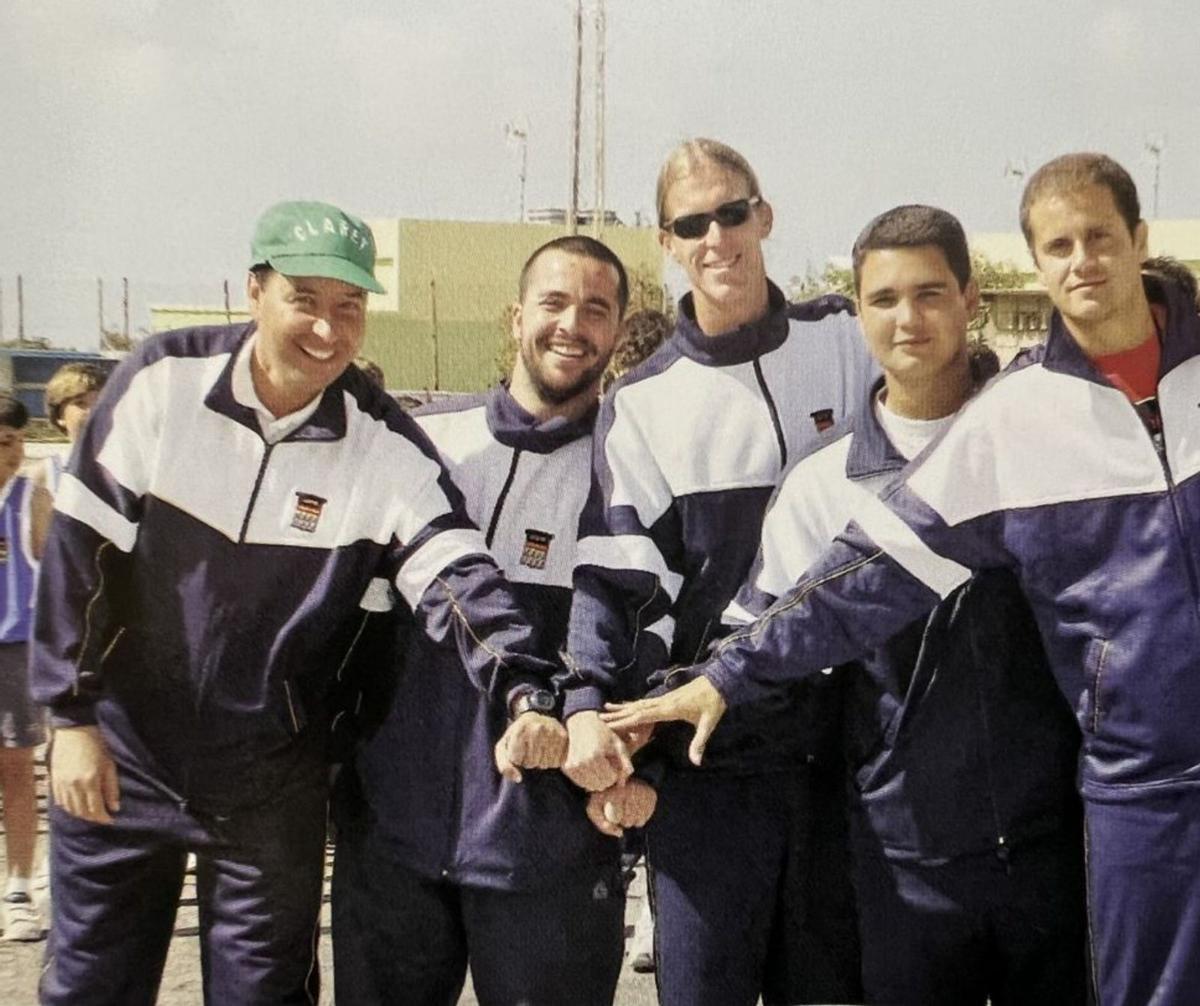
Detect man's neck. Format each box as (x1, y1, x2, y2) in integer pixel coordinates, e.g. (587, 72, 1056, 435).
(882, 361, 973, 420)
(250, 349, 317, 419)
(508, 373, 598, 424)
(1067, 295, 1156, 358)
(692, 283, 771, 337)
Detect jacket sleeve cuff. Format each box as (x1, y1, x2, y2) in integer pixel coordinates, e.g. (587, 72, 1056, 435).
(702, 660, 751, 709)
(562, 685, 606, 719)
(49, 703, 99, 729)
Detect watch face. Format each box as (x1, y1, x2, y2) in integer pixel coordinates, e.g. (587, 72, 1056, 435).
(529, 690, 556, 713)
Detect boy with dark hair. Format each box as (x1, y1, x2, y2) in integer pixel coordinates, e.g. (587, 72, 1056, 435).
(726, 205, 1086, 1004)
(0, 393, 52, 940)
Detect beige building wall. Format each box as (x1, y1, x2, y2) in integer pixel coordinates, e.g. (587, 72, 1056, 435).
(971, 220, 1200, 364)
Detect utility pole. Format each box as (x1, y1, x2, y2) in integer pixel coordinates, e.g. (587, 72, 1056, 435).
(505, 119, 529, 222)
(568, 0, 583, 235)
(17, 275, 24, 343)
(593, 0, 606, 239)
(1145, 137, 1164, 219)
(122, 277, 130, 342)
(97, 278, 105, 341)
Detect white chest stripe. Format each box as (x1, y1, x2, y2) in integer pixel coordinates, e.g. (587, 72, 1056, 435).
(853, 493, 971, 599)
(55, 473, 139, 553)
(908, 365, 1169, 527)
(1160, 356, 1200, 484)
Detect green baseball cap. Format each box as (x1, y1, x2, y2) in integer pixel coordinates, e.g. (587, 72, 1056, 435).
(250, 200, 386, 294)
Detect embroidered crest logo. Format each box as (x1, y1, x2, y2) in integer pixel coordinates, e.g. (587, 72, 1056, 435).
(519, 529, 554, 570)
(291, 492, 327, 534)
(811, 408, 834, 432)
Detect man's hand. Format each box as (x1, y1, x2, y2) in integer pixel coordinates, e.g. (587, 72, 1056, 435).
(494, 713, 568, 783)
(585, 778, 658, 838)
(562, 711, 634, 792)
(600, 677, 727, 766)
(50, 725, 120, 824)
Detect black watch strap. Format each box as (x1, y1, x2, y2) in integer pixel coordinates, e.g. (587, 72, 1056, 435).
(509, 688, 557, 719)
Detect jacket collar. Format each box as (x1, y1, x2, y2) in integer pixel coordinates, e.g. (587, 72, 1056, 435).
(203, 323, 349, 442)
(1042, 275, 1200, 384)
(845, 377, 908, 480)
(485, 383, 596, 454)
(671, 280, 790, 366)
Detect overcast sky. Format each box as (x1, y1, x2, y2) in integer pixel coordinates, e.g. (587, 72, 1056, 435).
(3, 0, 1196, 346)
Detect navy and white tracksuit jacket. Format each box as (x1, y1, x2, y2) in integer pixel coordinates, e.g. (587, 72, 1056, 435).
(695, 278, 1200, 1006)
(350, 385, 619, 892)
(729, 379, 1086, 1002)
(564, 283, 875, 1006)
(728, 378, 1082, 864)
(565, 283, 877, 770)
(31, 323, 556, 818)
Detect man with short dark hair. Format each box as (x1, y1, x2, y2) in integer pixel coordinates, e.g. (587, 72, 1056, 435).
(727, 205, 1086, 1005)
(604, 152, 1200, 1006)
(332, 235, 653, 1006)
(33, 200, 561, 1005)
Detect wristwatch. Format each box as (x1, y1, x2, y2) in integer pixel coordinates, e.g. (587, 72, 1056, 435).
(509, 687, 557, 719)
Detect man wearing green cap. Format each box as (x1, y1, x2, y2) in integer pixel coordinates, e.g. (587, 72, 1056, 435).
(31, 201, 566, 1005)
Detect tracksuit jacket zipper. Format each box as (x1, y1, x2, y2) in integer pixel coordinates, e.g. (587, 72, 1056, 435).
(485, 449, 522, 548)
(752, 358, 788, 468)
(1142, 409, 1200, 609)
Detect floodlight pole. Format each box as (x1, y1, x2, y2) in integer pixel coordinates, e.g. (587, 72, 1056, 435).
(568, 0, 583, 235)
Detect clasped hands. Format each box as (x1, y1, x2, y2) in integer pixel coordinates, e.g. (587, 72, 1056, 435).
(493, 708, 657, 835)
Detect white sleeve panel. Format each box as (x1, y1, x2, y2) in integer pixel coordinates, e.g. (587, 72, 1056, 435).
(54, 473, 139, 553)
(395, 527, 491, 610)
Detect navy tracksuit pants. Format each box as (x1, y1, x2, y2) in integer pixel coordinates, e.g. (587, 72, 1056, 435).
(331, 815, 625, 1006)
(646, 764, 861, 1006)
(1085, 786, 1200, 1006)
(851, 820, 1089, 1006)
(39, 754, 327, 1005)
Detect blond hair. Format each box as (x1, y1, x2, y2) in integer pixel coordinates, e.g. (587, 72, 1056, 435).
(655, 138, 761, 226)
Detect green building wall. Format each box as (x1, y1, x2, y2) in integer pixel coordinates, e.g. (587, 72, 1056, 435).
(149, 219, 663, 394)
(365, 219, 662, 392)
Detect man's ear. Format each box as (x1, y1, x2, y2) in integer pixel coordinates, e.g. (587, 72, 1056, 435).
(964, 277, 981, 317)
(246, 271, 264, 318)
(1133, 219, 1149, 260)
(756, 200, 774, 240)
(510, 303, 523, 343)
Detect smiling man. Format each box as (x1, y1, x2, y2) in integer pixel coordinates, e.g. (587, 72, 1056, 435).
(332, 236, 655, 1006)
(32, 201, 562, 1005)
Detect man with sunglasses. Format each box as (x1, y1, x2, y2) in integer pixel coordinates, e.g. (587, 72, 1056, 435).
(562, 138, 876, 1005)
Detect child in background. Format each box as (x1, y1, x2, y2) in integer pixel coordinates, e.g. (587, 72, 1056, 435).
(0, 393, 52, 939)
(37, 363, 107, 495)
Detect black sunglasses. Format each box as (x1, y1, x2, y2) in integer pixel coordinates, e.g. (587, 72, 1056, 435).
(661, 196, 762, 240)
